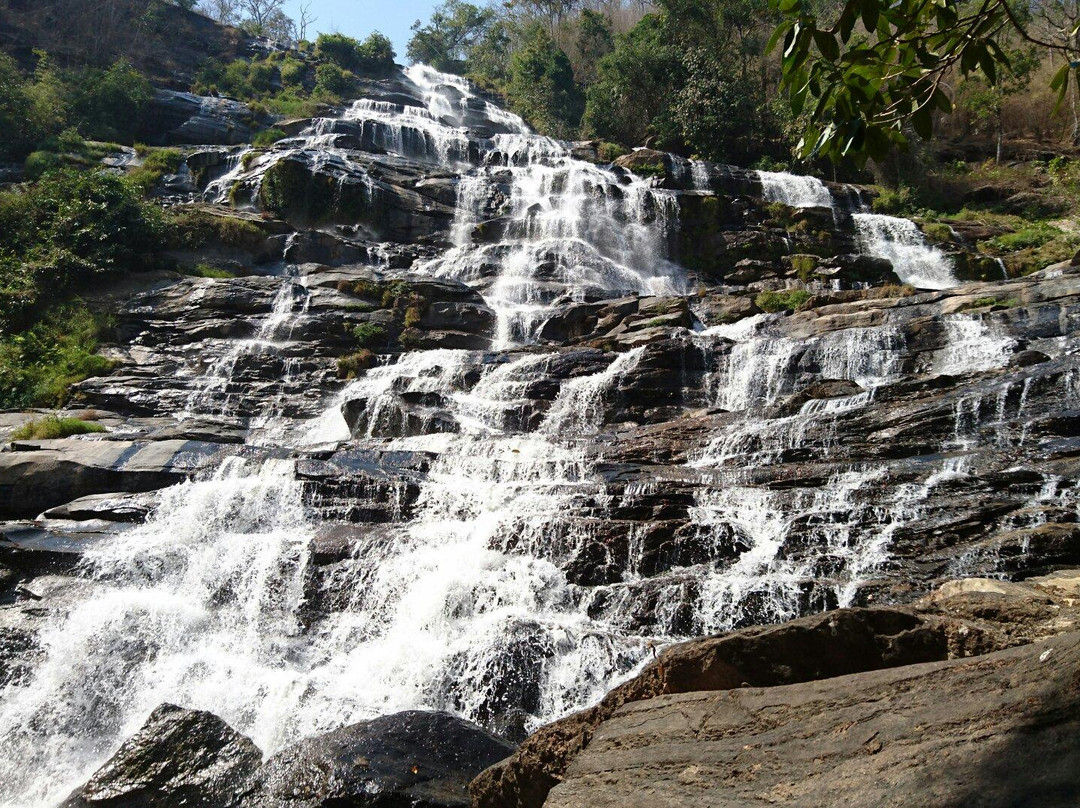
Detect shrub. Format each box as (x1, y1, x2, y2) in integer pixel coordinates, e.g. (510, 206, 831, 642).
(921, 222, 954, 243)
(23, 150, 64, 180)
(314, 62, 354, 98)
(11, 415, 106, 441)
(0, 169, 165, 329)
(316, 33, 396, 75)
(872, 186, 916, 216)
(253, 127, 287, 147)
(350, 322, 386, 348)
(279, 59, 307, 88)
(755, 289, 812, 312)
(337, 349, 376, 378)
(597, 141, 628, 162)
(0, 304, 116, 408)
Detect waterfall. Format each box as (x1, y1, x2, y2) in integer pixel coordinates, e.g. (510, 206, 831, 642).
(418, 133, 686, 348)
(754, 169, 959, 290)
(853, 213, 958, 289)
(1, 64, 1038, 808)
(757, 170, 834, 208)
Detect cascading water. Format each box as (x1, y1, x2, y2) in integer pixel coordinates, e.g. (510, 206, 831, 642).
(853, 213, 958, 290)
(758, 170, 834, 208)
(755, 169, 959, 289)
(1, 65, 1041, 808)
(417, 133, 686, 347)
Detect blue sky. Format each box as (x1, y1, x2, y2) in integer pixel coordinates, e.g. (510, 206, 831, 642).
(281, 0, 453, 62)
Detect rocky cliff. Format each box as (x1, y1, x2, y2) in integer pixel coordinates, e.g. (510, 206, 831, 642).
(1, 63, 1078, 807)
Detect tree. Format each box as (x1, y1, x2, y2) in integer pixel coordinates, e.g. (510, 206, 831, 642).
(771, 0, 1079, 164)
(198, 0, 240, 25)
(238, 0, 287, 36)
(573, 8, 615, 83)
(507, 24, 585, 136)
(582, 13, 683, 146)
(960, 47, 1041, 162)
(297, 1, 317, 42)
(407, 1, 495, 73)
(0, 54, 39, 161)
(315, 33, 396, 75)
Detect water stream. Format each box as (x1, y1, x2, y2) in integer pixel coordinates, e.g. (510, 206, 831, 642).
(0, 69, 1009, 807)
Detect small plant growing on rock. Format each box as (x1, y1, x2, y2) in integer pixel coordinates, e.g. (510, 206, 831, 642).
(337, 349, 376, 379)
(350, 322, 386, 348)
(11, 415, 106, 441)
(755, 289, 813, 313)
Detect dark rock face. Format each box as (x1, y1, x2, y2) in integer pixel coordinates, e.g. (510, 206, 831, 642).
(141, 90, 270, 146)
(242, 711, 514, 807)
(60, 703, 262, 808)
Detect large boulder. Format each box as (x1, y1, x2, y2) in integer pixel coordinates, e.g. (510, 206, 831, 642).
(0, 440, 224, 519)
(470, 607, 980, 808)
(544, 633, 1080, 808)
(60, 704, 262, 808)
(243, 710, 514, 807)
(140, 90, 271, 146)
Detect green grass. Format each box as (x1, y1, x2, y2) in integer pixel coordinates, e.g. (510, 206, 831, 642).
(755, 289, 813, 313)
(11, 415, 106, 441)
(184, 263, 237, 278)
(956, 296, 1020, 312)
(986, 223, 1062, 252)
(0, 304, 116, 408)
(253, 128, 287, 148)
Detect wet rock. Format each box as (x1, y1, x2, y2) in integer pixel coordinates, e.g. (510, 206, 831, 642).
(40, 492, 159, 523)
(244, 710, 514, 808)
(470, 607, 978, 808)
(773, 379, 866, 417)
(60, 703, 261, 808)
(0, 440, 224, 520)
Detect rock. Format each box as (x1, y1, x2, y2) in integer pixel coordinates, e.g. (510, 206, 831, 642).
(140, 90, 271, 146)
(773, 378, 866, 417)
(60, 703, 261, 808)
(544, 633, 1080, 808)
(1010, 349, 1050, 368)
(40, 492, 159, 523)
(243, 710, 514, 807)
(0, 440, 225, 520)
(470, 607, 983, 808)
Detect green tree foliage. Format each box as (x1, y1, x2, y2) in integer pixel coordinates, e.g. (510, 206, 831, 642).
(0, 54, 39, 161)
(0, 53, 152, 160)
(0, 169, 164, 330)
(315, 33, 396, 76)
(407, 1, 495, 73)
(573, 9, 614, 83)
(771, 0, 1065, 163)
(583, 14, 682, 147)
(507, 25, 585, 136)
(960, 47, 1041, 162)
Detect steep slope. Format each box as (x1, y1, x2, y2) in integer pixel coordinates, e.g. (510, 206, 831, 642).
(0, 64, 1077, 808)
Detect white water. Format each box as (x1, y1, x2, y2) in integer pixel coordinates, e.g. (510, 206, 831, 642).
(417, 134, 686, 347)
(0, 70, 1020, 808)
(758, 170, 833, 208)
(853, 213, 958, 289)
(755, 170, 959, 290)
